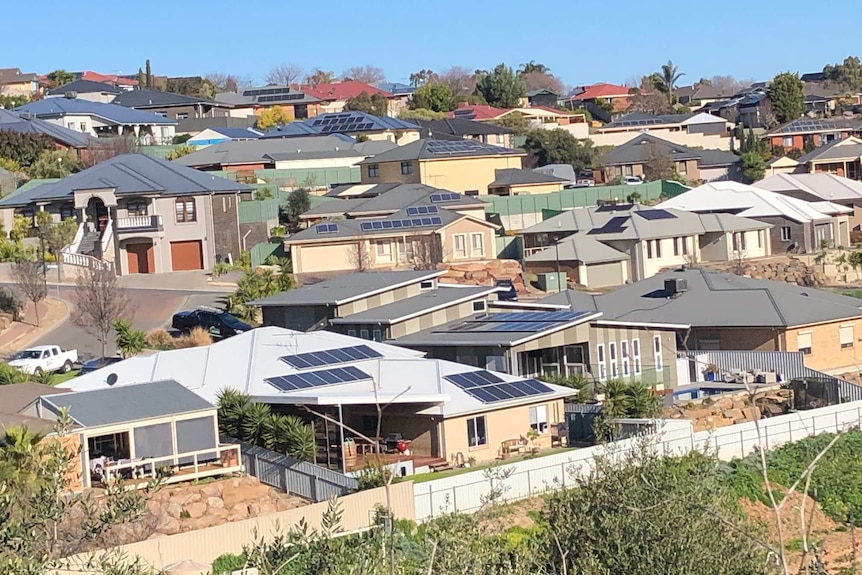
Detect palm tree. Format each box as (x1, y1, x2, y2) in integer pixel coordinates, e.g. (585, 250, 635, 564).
(624, 381, 661, 418)
(656, 60, 685, 104)
(598, 380, 631, 419)
(241, 402, 273, 446)
(519, 61, 549, 75)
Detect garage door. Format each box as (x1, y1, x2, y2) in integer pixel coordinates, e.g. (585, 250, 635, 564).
(170, 240, 203, 271)
(126, 243, 154, 274)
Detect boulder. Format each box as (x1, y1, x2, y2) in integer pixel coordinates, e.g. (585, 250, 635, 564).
(206, 496, 225, 509)
(165, 502, 184, 519)
(200, 483, 223, 498)
(185, 501, 208, 519)
(154, 514, 181, 535)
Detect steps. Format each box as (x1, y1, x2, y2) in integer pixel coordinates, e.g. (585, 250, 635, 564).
(429, 459, 454, 473)
(77, 231, 100, 256)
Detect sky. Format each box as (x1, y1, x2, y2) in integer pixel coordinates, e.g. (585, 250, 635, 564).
(5, 0, 861, 89)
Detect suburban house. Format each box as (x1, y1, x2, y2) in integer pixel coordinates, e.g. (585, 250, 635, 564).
(0, 382, 70, 435)
(415, 118, 516, 148)
(674, 84, 735, 106)
(519, 204, 770, 286)
(597, 133, 741, 183)
(702, 91, 772, 129)
(589, 112, 736, 150)
(15, 96, 177, 144)
(525, 89, 559, 108)
(214, 85, 324, 120)
(795, 137, 862, 180)
(173, 134, 395, 173)
(446, 103, 590, 138)
(357, 138, 525, 195)
(0, 108, 92, 156)
(45, 79, 122, 103)
(186, 127, 263, 147)
(260, 111, 421, 145)
(766, 156, 801, 177)
(0, 67, 39, 96)
(762, 118, 862, 151)
(487, 168, 568, 196)
(111, 88, 232, 121)
(448, 103, 508, 121)
(175, 116, 258, 136)
(0, 153, 256, 275)
(299, 81, 404, 116)
(658, 181, 853, 252)
(540, 268, 862, 373)
(564, 83, 632, 112)
(73, 70, 137, 90)
(755, 173, 862, 230)
(65, 327, 575, 472)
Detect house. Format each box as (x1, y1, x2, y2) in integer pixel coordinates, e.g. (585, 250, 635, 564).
(519, 204, 770, 286)
(674, 83, 735, 106)
(564, 83, 632, 113)
(111, 88, 232, 121)
(45, 79, 122, 103)
(658, 181, 852, 252)
(762, 118, 862, 151)
(0, 108, 92, 155)
(487, 168, 568, 196)
(299, 81, 402, 116)
(447, 103, 589, 138)
(214, 85, 324, 120)
(173, 134, 395, 173)
(75, 70, 138, 90)
(15, 96, 177, 145)
(357, 138, 525, 195)
(539, 267, 862, 373)
(525, 89, 559, 108)
(795, 136, 862, 180)
(448, 103, 509, 121)
(376, 82, 415, 97)
(64, 327, 575, 471)
(703, 91, 772, 129)
(597, 133, 741, 183)
(755, 173, 862, 230)
(0, 382, 70, 434)
(260, 111, 422, 145)
(765, 156, 801, 177)
(0, 153, 255, 275)
(174, 116, 259, 136)
(589, 112, 736, 150)
(0, 67, 39, 96)
(415, 118, 516, 148)
(186, 127, 263, 147)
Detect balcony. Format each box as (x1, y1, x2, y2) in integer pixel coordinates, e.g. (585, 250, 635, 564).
(116, 215, 163, 233)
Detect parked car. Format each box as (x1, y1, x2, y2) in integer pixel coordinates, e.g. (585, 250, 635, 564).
(78, 356, 124, 376)
(8, 345, 78, 375)
(494, 279, 518, 302)
(171, 308, 253, 340)
(625, 176, 644, 185)
(576, 169, 595, 186)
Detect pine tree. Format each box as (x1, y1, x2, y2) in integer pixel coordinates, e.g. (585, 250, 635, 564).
(145, 59, 152, 89)
(137, 68, 145, 88)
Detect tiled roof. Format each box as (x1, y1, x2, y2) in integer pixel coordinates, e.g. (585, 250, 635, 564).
(446, 104, 508, 121)
(357, 138, 524, 164)
(46, 79, 122, 96)
(112, 88, 215, 108)
(299, 81, 393, 101)
(0, 108, 92, 148)
(568, 83, 630, 100)
(15, 98, 176, 126)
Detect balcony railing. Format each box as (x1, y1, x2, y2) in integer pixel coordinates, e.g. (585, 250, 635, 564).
(116, 215, 163, 233)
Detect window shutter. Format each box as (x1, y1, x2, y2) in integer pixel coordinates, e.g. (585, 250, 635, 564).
(840, 325, 854, 346)
(797, 332, 812, 349)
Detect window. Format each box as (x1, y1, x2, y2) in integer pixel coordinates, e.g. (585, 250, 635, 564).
(347, 329, 356, 337)
(400, 161, 413, 175)
(797, 331, 812, 355)
(608, 342, 618, 378)
(596, 344, 606, 380)
(646, 240, 653, 259)
(677, 161, 688, 175)
(375, 241, 392, 263)
(621, 340, 630, 376)
(472, 300, 487, 313)
(783, 136, 794, 148)
(655, 239, 662, 258)
(80, 122, 87, 132)
(453, 234, 467, 258)
(841, 324, 854, 349)
(632, 339, 641, 375)
(653, 335, 663, 371)
(673, 237, 680, 256)
(175, 198, 196, 223)
(419, 280, 435, 290)
(529, 405, 548, 434)
(495, 134, 505, 145)
(464, 190, 479, 196)
(372, 329, 382, 342)
(126, 199, 148, 217)
(624, 165, 634, 177)
(614, 166, 622, 177)
(781, 226, 792, 242)
(367, 164, 380, 178)
(59, 202, 74, 220)
(682, 237, 689, 255)
(360, 328, 370, 340)
(732, 232, 746, 251)
(757, 230, 763, 249)
(470, 233, 485, 257)
(176, 113, 189, 120)
(154, 112, 168, 118)
(467, 416, 487, 447)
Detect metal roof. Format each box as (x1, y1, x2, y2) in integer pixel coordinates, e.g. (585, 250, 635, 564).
(0, 108, 92, 148)
(525, 234, 629, 264)
(16, 98, 177, 126)
(490, 168, 568, 187)
(260, 112, 419, 139)
(328, 285, 500, 324)
(765, 117, 862, 136)
(112, 88, 217, 109)
(0, 382, 70, 414)
(358, 138, 524, 164)
(598, 133, 700, 166)
(302, 183, 485, 219)
(797, 137, 862, 164)
(46, 79, 122, 96)
(41, 380, 213, 427)
(414, 118, 516, 137)
(755, 173, 862, 201)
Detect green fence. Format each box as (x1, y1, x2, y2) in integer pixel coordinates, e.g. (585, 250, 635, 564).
(250, 242, 286, 267)
(253, 167, 361, 187)
(495, 236, 523, 260)
(239, 198, 280, 224)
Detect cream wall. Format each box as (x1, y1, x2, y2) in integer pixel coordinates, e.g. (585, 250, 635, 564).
(589, 326, 678, 390)
(291, 242, 357, 274)
(589, 130, 733, 151)
(274, 157, 366, 170)
(787, 318, 862, 372)
(636, 235, 700, 280)
(363, 161, 422, 185)
(1, 81, 37, 96)
(419, 156, 524, 194)
(506, 182, 565, 196)
(441, 219, 495, 261)
(699, 229, 770, 263)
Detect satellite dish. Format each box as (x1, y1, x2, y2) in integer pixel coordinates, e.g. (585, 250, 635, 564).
(106, 373, 118, 387)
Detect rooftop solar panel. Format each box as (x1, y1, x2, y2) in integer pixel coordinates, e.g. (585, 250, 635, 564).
(636, 209, 677, 221)
(444, 372, 554, 404)
(430, 193, 460, 203)
(316, 223, 338, 234)
(480, 311, 586, 323)
(280, 344, 382, 370)
(266, 365, 372, 392)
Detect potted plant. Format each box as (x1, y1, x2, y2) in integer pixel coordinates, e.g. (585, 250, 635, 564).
(703, 364, 718, 382)
(526, 428, 540, 455)
(500, 444, 511, 460)
(467, 456, 476, 468)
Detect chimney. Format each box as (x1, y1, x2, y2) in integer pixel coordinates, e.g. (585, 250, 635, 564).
(64, 91, 77, 99)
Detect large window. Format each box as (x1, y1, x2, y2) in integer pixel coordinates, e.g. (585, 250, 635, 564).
(797, 331, 812, 355)
(367, 164, 380, 178)
(529, 405, 548, 434)
(175, 198, 196, 223)
(621, 340, 630, 376)
(653, 335, 663, 371)
(453, 234, 467, 258)
(781, 226, 792, 241)
(632, 338, 641, 375)
(400, 161, 413, 175)
(840, 324, 854, 349)
(470, 233, 485, 257)
(467, 416, 487, 447)
(596, 344, 606, 380)
(126, 199, 148, 217)
(608, 342, 618, 378)
(375, 241, 392, 263)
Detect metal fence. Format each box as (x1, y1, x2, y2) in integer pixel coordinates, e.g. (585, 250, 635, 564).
(250, 242, 286, 267)
(237, 441, 358, 502)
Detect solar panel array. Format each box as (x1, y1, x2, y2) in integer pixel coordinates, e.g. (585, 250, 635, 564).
(479, 311, 586, 322)
(443, 311, 590, 333)
(316, 223, 338, 234)
(359, 217, 443, 232)
(637, 209, 677, 221)
(243, 87, 298, 97)
(426, 140, 491, 155)
(430, 193, 460, 203)
(266, 365, 371, 392)
(280, 344, 383, 369)
(406, 205, 439, 216)
(445, 371, 553, 404)
(587, 215, 630, 235)
(608, 115, 683, 128)
(308, 112, 379, 134)
(774, 119, 853, 134)
(257, 93, 305, 103)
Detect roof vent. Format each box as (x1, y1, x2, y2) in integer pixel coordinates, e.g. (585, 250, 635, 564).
(106, 373, 118, 386)
(664, 278, 688, 298)
(64, 91, 77, 99)
(19, 112, 31, 120)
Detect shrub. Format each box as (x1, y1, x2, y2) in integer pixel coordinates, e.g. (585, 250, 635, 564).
(0, 363, 28, 385)
(0, 287, 24, 321)
(174, 326, 212, 349)
(145, 328, 174, 350)
(269, 225, 286, 237)
(211, 552, 248, 575)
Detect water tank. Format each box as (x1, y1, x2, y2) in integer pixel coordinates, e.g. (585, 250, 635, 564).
(537, 272, 567, 293)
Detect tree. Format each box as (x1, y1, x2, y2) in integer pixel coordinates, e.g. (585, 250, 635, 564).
(0, 94, 28, 109)
(45, 69, 74, 89)
(519, 71, 564, 95)
(137, 67, 145, 89)
(27, 150, 75, 179)
(145, 59, 153, 88)
(254, 187, 274, 200)
(256, 106, 292, 130)
(348, 242, 372, 271)
(344, 91, 388, 116)
(342, 65, 386, 85)
(114, 319, 146, 358)
(489, 112, 531, 133)
(768, 72, 804, 124)
(12, 259, 46, 327)
(398, 108, 446, 120)
(438, 66, 478, 99)
(626, 77, 675, 114)
(0, 132, 56, 169)
(823, 56, 862, 92)
(709, 75, 756, 94)
(265, 63, 304, 86)
(304, 69, 335, 86)
(741, 151, 766, 183)
(165, 144, 196, 160)
(475, 63, 525, 108)
(409, 82, 454, 112)
(71, 266, 132, 358)
(205, 72, 252, 93)
(409, 69, 436, 87)
(282, 188, 311, 227)
(518, 60, 550, 75)
(653, 60, 685, 104)
(522, 128, 595, 170)
(229, 267, 293, 322)
(642, 142, 676, 181)
(83, 136, 140, 167)
(35, 211, 77, 286)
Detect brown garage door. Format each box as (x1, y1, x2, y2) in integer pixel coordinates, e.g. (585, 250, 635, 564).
(170, 240, 203, 271)
(126, 243, 154, 274)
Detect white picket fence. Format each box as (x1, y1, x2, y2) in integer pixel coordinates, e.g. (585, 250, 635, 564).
(413, 401, 862, 521)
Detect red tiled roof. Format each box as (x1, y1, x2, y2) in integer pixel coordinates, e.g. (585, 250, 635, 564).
(298, 81, 393, 101)
(80, 71, 138, 86)
(446, 103, 509, 120)
(569, 83, 630, 100)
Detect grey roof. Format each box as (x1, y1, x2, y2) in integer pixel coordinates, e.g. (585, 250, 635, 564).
(46, 79, 122, 96)
(533, 164, 576, 184)
(755, 173, 862, 201)
(602, 111, 693, 128)
(0, 382, 70, 414)
(304, 183, 486, 219)
(798, 138, 862, 164)
(250, 270, 446, 306)
(112, 88, 218, 109)
(540, 268, 862, 328)
(0, 153, 252, 207)
(414, 118, 516, 137)
(696, 148, 742, 167)
(324, 182, 402, 198)
(260, 112, 419, 139)
(16, 98, 177, 126)
(490, 168, 568, 187)
(301, 197, 369, 218)
(40, 380, 213, 427)
(526, 234, 629, 264)
(599, 133, 736, 168)
(358, 138, 525, 164)
(329, 285, 499, 324)
(214, 86, 321, 107)
(0, 108, 92, 148)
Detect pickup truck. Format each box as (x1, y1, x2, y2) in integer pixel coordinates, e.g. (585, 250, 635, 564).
(8, 345, 78, 375)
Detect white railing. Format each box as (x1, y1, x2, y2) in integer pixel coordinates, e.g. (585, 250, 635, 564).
(523, 246, 549, 257)
(95, 443, 242, 489)
(62, 251, 113, 271)
(116, 215, 162, 230)
(62, 223, 85, 256)
(100, 218, 112, 254)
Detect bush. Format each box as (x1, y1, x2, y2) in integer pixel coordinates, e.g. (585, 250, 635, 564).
(269, 225, 286, 237)
(0, 287, 24, 321)
(211, 552, 248, 575)
(0, 363, 28, 385)
(172, 133, 192, 145)
(174, 326, 212, 349)
(145, 328, 174, 350)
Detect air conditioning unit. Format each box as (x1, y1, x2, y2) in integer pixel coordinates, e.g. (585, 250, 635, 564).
(664, 278, 688, 297)
(64, 91, 78, 99)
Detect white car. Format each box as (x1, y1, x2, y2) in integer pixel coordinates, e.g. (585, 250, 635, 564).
(625, 176, 644, 185)
(8, 345, 78, 375)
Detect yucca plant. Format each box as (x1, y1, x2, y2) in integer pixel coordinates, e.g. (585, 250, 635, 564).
(625, 381, 661, 419)
(241, 402, 273, 446)
(216, 388, 252, 438)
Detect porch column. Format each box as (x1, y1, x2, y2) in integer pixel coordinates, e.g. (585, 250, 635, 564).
(117, 126, 124, 136)
(337, 404, 346, 474)
(111, 206, 122, 275)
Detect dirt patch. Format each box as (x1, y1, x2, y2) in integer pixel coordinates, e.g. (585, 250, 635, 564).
(475, 497, 544, 533)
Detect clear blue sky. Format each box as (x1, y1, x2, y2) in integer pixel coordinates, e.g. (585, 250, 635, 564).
(6, 0, 859, 87)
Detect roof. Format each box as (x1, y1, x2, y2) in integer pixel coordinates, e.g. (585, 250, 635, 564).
(526, 88, 559, 97)
(755, 173, 862, 202)
(299, 81, 393, 101)
(62, 327, 572, 418)
(568, 83, 630, 100)
(598, 133, 738, 168)
(46, 79, 122, 96)
(0, 108, 92, 148)
(41, 380, 213, 427)
(798, 137, 862, 164)
(0, 382, 69, 414)
(15, 98, 176, 126)
(658, 181, 848, 224)
(599, 111, 729, 131)
(328, 285, 501, 324)
(251, 270, 446, 306)
(260, 111, 419, 139)
(674, 84, 732, 101)
(302, 183, 486, 219)
(215, 85, 321, 107)
(0, 153, 252, 207)
(0, 68, 38, 85)
(112, 88, 215, 109)
(210, 127, 263, 139)
(415, 118, 516, 137)
(540, 268, 862, 328)
(0, 413, 57, 435)
(377, 82, 415, 95)
(490, 168, 568, 187)
(765, 117, 862, 136)
(358, 138, 524, 164)
(79, 71, 137, 87)
(447, 104, 508, 121)
(525, 234, 630, 264)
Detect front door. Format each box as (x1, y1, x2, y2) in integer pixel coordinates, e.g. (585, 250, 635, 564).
(126, 243, 154, 274)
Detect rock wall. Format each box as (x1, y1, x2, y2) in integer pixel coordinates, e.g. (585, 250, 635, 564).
(697, 257, 828, 287)
(436, 259, 533, 293)
(664, 387, 794, 432)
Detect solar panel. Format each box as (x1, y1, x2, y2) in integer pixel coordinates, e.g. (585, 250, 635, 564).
(637, 209, 676, 221)
(406, 205, 440, 216)
(280, 344, 383, 370)
(444, 372, 553, 404)
(588, 215, 629, 235)
(480, 311, 585, 323)
(316, 223, 338, 234)
(266, 365, 372, 392)
(430, 193, 460, 203)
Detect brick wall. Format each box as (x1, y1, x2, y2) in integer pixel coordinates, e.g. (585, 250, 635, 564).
(689, 327, 783, 352)
(210, 193, 241, 263)
(239, 222, 271, 251)
(786, 318, 862, 372)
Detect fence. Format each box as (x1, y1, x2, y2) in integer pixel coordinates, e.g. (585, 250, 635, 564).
(238, 197, 280, 224)
(238, 441, 358, 502)
(249, 242, 285, 267)
(495, 235, 522, 260)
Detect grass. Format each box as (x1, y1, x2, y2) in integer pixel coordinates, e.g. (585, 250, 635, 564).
(411, 447, 574, 483)
(50, 370, 79, 385)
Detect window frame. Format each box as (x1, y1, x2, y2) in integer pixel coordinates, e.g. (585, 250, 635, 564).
(608, 341, 618, 378)
(400, 161, 413, 175)
(375, 240, 392, 263)
(467, 416, 487, 448)
(453, 233, 467, 259)
(472, 300, 487, 313)
(126, 199, 148, 217)
(632, 338, 642, 375)
(840, 324, 854, 349)
(653, 335, 663, 372)
(797, 331, 813, 355)
(367, 163, 380, 178)
(529, 405, 548, 434)
(621, 340, 630, 377)
(780, 226, 792, 242)
(596, 344, 606, 380)
(175, 198, 197, 223)
(470, 232, 485, 257)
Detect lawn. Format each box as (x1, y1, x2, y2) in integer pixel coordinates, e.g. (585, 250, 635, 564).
(410, 447, 574, 483)
(50, 370, 79, 385)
